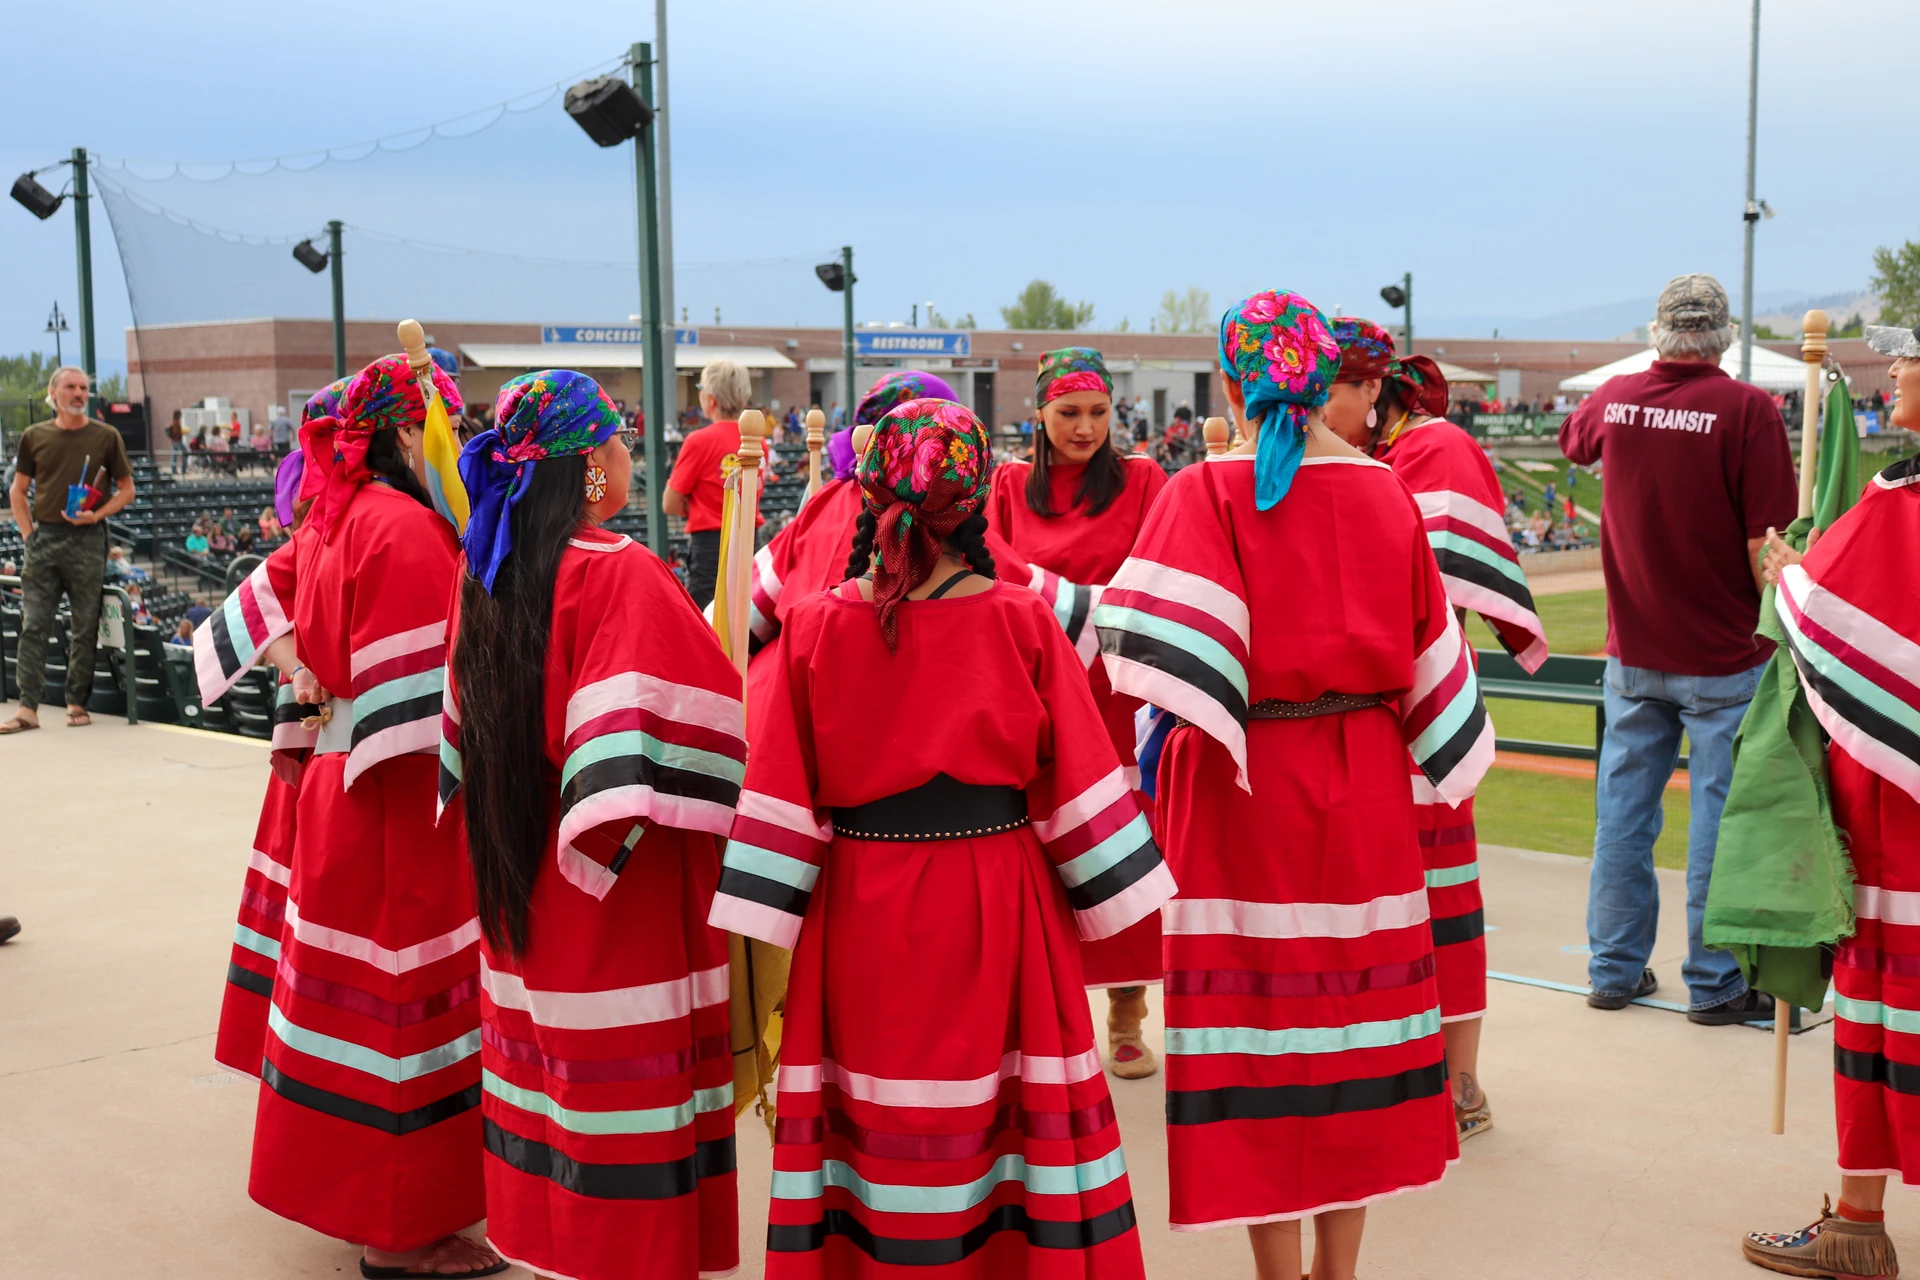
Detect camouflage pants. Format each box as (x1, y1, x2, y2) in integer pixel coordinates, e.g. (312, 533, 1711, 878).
(15, 523, 108, 711)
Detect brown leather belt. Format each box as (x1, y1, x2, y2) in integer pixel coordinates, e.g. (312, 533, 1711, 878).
(1177, 692, 1384, 729)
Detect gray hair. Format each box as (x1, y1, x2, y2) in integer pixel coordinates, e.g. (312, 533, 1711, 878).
(699, 359, 751, 415)
(1650, 322, 1733, 361)
(45, 364, 88, 411)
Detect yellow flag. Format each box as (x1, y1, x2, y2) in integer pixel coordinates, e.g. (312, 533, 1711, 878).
(421, 386, 469, 534)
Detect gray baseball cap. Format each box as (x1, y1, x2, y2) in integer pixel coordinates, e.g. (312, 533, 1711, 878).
(1655, 274, 1731, 331)
(1866, 324, 1920, 359)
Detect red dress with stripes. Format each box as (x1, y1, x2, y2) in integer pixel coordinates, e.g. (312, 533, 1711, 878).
(200, 484, 486, 1251)
(1772, 460, 1920, 1181)
(214, 771, 298, 1077)
(441, 526, 744, 1280)
(1378, 420, 1548, 1020)
(986, 454, 1169, 987)
(710, 579, 1174, 1278)
(1096, 454, 1493, 1228)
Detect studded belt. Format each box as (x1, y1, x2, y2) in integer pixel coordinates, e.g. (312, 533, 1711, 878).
(1177, 691, 1384, 729)
(830, 773, 1029, 843)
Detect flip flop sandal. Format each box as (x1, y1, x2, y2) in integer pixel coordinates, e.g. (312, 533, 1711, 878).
(358, 1239, 509, 1279)
(1457, 1095, 1493, 1141)
(0, 718, 38, 735)
(66, 709, 91, 727)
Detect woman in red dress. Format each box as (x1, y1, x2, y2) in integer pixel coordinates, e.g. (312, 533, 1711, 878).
(711, 397, 1173, 1279)
(985, 349, 1169, 1079)
(1323, 319, 1549, 1142)
(442, 370, 742, 1280)
(1097, 292, 1492, 1280)
(199, 356, 503, 1277)
(1740, 331, 1920, 1279)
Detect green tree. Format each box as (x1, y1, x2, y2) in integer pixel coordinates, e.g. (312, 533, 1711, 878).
(1155, 285, 1213, 334)
(928, 309, 976, 330)
(1871, 239, 1920, 328)
(999, 280, 1094, 330)
(1833, 313, 1865, 339)
(1751, 324, 1783, 340)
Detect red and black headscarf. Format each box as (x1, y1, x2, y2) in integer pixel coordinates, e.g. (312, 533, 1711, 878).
(297, 354, 460, 542)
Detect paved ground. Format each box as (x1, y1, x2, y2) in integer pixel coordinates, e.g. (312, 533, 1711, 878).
(0, 714, 1888, 1278)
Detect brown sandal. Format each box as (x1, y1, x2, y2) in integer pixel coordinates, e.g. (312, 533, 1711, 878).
(0, 716, 38, 735)
(66, 708, 91, 727)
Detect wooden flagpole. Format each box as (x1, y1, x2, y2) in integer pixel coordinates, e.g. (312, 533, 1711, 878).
(725, 411, 766, 679)
(804, 408, 826, 501)
(1203, 416, 1230, 456)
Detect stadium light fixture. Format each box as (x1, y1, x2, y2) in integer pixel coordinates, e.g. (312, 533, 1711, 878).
(11, 172, 63, 220)
(815, 261, 848, 292)
(564, 75, 655, 147)
(1379, 284, 1407, 309)
(292, 239, 329, 274)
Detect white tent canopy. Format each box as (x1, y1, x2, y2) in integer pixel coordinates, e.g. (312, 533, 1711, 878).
(1559, 344, 1810, 394)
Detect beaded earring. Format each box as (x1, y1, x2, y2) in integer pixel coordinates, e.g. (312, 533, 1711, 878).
(585, 464, 609, 504)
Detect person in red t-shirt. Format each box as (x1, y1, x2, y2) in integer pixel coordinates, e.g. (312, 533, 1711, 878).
(1558, 273, 1797, 1025)
(664, 358, 761, 608)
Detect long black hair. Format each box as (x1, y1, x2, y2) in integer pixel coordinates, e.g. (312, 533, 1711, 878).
(1024, 416, 1127, 519)
(843, 509, 996, 583)
(453, 454, 588, 956)
(366, 428, 437, 512)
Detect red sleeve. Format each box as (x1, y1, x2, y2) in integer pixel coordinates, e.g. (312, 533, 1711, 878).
(1398, 502, 1495, 805)
(1736, 398, 1798, 538)
(194, 537, 298, 705)
(668, 429, 710, 497)
(1025, 601, 1175, 940)
(710, 601, 828, 949)
(1559, 396, 1602, 465)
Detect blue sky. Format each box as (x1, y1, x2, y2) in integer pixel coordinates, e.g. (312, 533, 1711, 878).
(5, 0, 1915, 372)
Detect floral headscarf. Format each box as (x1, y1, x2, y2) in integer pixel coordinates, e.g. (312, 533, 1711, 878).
(302, 377, 350, 426)
(1388, 354, 1450, 420)
(855, 397, 994, 648)
(460, 370, 624, 593)
(298, 356, 463, 542)
(1330, 317, 1397, 384)
(1218, 290, 1341, 511)
(1035, 347, 1112, 406)
(855, 370, 959, 426)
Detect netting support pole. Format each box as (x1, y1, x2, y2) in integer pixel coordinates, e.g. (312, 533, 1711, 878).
(72, 147, 97, 410)
(654, 0, 676, 363)
(633, 42, 669, 557)
(842, 246, 855, 430)
(328, 220, 346, 379)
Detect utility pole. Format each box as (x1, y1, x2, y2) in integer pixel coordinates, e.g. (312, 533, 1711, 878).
(655, 0, 676, 382)
(1739, 0, 1761, 382)
(841, 246, 856, 424)
(71, 147, 97, 408)
(633, 42, 669, 556)
(328, 220, 346, 379)
(1401, 272, 1413, 356)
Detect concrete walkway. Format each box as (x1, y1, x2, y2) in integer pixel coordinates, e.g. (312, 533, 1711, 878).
(0, 716, 1884, 1278)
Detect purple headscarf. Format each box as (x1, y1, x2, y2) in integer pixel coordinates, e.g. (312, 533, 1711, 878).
(273, 450, 306, 527)
(827, 429, 858, 481)
(854, 370, 958, 426)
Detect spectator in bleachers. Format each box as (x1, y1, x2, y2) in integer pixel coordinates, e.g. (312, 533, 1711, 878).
(185, 524, 211, 558)
(126, 584, 152, 626)
(166, 410, 186, 475)
(169, 618, 193, 646)
(663, 358, 761, 608)
(258, 506, 282, 542)
(1560, 272, 1797, 1024)
(105, 546, 147, 584)
(209, 526, 233, 555)
(2, 365, 136, 734)
(248, 421, 271, 452)
(268, 405, 294, 455)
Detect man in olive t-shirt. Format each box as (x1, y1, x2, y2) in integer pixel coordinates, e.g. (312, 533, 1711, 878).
(3, 367, 137, 732)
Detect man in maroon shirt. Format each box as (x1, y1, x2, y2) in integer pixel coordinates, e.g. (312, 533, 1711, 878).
(1559, 273, 1797, 1024)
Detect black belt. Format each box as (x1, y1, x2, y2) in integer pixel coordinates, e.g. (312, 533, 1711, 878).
(1178, 692, 1384, 729)
(831, 773, 1029, 842)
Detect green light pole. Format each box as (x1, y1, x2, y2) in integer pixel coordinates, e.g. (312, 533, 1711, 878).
(633, 42, 669, 556)
(841, 245, 855, 425)
(71, 147, 97, 410)
(1399, 272, 1413, 354)
(327, 220, 346, 379)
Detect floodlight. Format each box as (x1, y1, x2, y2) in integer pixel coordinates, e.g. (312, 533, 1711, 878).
(292, 240, 330, 273)
(11, 173, 62, 220)
(1379, 284, 1407, 309)
(564, 76, 654, 147)
(816, 262, 848, 292)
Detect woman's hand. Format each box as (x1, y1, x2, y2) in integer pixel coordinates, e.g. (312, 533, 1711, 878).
(1760, 525, 1820, 585)
(292, 663, 328, 706)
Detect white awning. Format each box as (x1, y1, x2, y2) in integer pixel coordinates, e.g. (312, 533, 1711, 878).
(1436, 359, 1498, 386)
(1559, 344, 1810, 393)
(458, 344, 795, 371)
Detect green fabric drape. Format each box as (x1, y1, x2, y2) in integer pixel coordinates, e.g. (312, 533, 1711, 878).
(1703, 380, 1861, 1010)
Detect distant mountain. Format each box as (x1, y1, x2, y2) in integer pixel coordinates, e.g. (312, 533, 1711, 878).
(1425, 288, 1872, 342)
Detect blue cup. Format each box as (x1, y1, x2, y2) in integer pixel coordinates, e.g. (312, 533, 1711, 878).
(65, 484, 89, 518)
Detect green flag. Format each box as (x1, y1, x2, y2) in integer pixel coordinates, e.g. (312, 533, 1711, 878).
(1704, 378, 1862, 1010)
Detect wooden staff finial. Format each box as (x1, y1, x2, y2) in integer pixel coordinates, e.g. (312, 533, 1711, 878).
(804, 408, 827, 499)
(1795, 309, 1830, 521)
(851, 423, 875, 457)
(1203, 416, 1230, 455)
(397, 319, 430, 374)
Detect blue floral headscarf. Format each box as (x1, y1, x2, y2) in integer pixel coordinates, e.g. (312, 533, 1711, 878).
(460, 369, 623, 592)
(1218, 291, 1341, 510)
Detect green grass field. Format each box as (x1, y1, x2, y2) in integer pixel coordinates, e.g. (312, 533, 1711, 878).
(1477, 766, 1693, 870)
(1466, 588, 1609, 655)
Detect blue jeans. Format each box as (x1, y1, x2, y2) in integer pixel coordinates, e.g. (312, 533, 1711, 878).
(1586, 657, 1765, 1008)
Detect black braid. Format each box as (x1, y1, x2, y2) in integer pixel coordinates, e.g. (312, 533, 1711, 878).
(948, 512, 996, 579)
(843, 507, 878, 581)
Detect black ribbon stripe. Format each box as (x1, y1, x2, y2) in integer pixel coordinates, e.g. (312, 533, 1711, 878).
(1098, 627, 1248, 726)
(209, 607, 244, 680)
(716, 867, 811, 918)
(261, 1059, 478, 1134)
(1431, 547, 1538, 616)
(561, 754, 743, 817)
(1836, 1046, 1920, 1095)
(767, 1201, 1138, 1262)
(225, 962, 274, 999)
(485, 1119, 734, 1200)
(1783, 640, 1920, 775)
(1430, 908, 1485, 948)
(1417, 695, 1489, 791)
(1061, 582, 1091, 645)
(1065, 838, 1163, 912)
(1166, 1061, 1448, 1126)
(349, 692, 444, 751)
